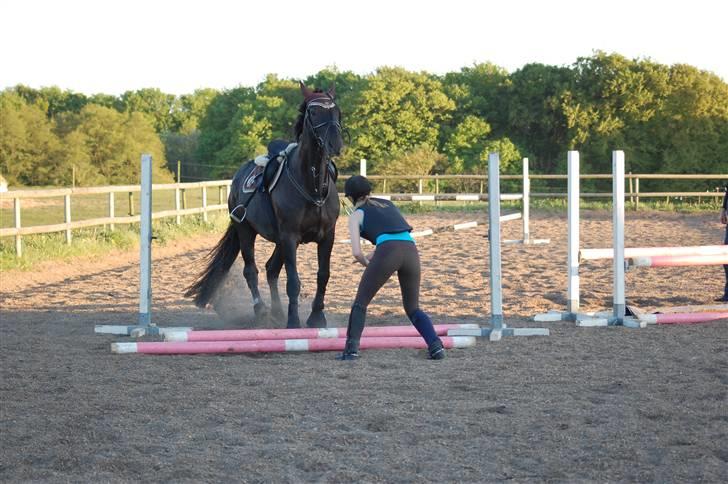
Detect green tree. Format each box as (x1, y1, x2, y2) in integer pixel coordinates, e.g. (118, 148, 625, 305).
(72, 104, 171, 183)
(118, 88, 178, 133)
(505, 63, 574, 173)
(347, 67, 455, 173)
(0, 91, 65, 185)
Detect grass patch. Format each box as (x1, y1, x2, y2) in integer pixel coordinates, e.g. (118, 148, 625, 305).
(1, 196, 720, 272)
(0, 212, 229, 272)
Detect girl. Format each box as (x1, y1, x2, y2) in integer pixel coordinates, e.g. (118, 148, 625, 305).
(338, 175, 445, 360)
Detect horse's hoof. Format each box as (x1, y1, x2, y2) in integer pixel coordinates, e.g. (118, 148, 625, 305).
(305, 311, 327, 328)
(271, 306, 286, 323)
(253, 302, 268, 323)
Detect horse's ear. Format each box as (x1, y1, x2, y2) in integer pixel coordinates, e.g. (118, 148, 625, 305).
(327, 82, 336, 99)
(300, 81, 314, 99)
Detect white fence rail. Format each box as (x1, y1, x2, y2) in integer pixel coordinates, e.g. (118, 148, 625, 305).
(1, 173, 725, 256)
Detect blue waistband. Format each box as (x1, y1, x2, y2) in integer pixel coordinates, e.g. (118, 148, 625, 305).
(375, 231, 415, 245)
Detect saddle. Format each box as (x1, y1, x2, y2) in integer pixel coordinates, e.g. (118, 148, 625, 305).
(242, 139, 292, 194)
(231, 139, 339, 223)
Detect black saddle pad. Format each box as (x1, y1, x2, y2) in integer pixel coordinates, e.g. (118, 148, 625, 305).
(267, 139, 290, 159)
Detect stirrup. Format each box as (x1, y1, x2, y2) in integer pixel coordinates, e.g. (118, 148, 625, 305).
(230, 204, 247, 223)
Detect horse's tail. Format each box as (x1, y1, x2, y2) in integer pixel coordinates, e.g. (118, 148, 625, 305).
(184, 223, 240, 308)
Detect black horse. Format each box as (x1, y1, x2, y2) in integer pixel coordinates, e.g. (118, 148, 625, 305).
(185, 82, 343, 328)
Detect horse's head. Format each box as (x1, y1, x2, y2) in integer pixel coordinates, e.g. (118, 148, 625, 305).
(296, 82, 343, 157)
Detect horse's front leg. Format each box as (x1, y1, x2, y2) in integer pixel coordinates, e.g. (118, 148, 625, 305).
(280, 234, 301, 328)
(306, 229, 334, 328)
(265, 245, 286, 323)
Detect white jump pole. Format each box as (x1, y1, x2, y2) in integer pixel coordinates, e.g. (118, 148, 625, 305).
(613, 151, 626, 324)
(567, 150, 580, 318)
(360, 159, 367, 177)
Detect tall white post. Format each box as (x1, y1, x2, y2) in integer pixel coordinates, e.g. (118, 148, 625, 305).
(612, 151, 626, 323)
(139, 154, 153, 326)
(567, 151, 580, 317)
(522, 158, 530, 243)
(360, 159, 367, 177)
(488, 153, 503, 340)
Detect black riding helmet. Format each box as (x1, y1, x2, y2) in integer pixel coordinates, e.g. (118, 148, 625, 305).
(344, 175, 371, 203)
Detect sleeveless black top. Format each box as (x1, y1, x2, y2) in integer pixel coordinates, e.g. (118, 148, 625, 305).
(357, 198, 413, 245)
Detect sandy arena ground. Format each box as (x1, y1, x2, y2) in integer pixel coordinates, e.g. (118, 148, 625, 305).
(1, 209, 727, 482)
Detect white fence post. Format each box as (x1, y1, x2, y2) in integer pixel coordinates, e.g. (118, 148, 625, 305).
(567, 151, 580, 317)
(139, 154, 153, 326)
(175, 185, 181, 225)
(202, 186, 208, 222)
(108, 192, 115, 231)
(14, 198, 21, 256)
(64, 194, 72, 244)
(360, 159, 367, 177)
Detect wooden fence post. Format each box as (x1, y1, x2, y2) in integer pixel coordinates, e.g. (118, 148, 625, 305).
(14, 197, 21, 256)
(109, 192, 115, 230)
(175, 185, 181, 225)
(64, 194, 72, 244)
(628, 172, 634, 207)
(128, 192, 134, 216)
(635, 177, 640, 210)
(202, 186, 208, 222)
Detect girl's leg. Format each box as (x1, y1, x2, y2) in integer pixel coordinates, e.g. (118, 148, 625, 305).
(398, 244, 444, 359)
(340, 244, 400, 358)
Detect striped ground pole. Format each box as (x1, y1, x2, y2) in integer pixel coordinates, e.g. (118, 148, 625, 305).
(111, 336, 477, 355)
(638, 312, 728, 325)
(628, 253, 728, 267)
(580, 245, 728, 261)
(164, 323, 479, 342)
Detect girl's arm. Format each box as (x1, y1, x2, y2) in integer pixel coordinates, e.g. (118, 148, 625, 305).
(348, 211, 369, 266)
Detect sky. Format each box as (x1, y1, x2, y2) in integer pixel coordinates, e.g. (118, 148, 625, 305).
(1, 0, 726, 96)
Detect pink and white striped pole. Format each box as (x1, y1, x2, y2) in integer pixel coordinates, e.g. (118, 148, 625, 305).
(112, 336, 477, 355)
(638, 312, 728, 325)
(628, 253, 728, 268)
(580, 244, 728, 261)
(164, 323, 478, 342)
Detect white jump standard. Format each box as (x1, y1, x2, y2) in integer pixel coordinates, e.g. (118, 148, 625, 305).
(536, 149, 727, 328)
(448, 153, 549, 341)
(94, 154, 192, 337)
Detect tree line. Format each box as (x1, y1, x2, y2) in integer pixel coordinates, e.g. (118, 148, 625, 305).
(2, 52, 727, 191)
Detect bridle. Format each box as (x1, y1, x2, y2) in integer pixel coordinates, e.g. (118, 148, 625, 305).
(288, 94, 342, 207)
(303, 95, 342, 153)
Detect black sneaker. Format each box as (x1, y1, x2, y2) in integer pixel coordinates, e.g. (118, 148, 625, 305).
(715, 295, 728, 302)
(428, 339, 446, 360)
(335, 352, 359, 361)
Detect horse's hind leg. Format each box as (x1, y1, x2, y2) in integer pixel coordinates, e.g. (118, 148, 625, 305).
(237, 223, 268, 322)
(305, 230, 334, 328)
(265, 245, 286, 323)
